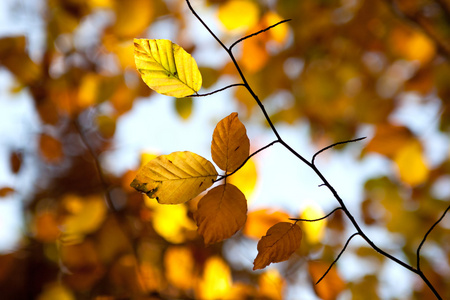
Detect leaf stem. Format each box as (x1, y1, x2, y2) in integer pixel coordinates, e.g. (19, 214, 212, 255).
(289, 207, 342, 222)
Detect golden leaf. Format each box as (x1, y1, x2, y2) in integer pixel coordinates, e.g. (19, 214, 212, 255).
(228, 157, 258, 201)
(196, 256, 232, 299)
(131, 151, 218, 204)
(211, 112, 250, 173)
(217, 0, 259, 31)
(164, 246, 195, 290)
(300, 204, 326, 244)
(134, 39, 202, 97)
(253, 222, 302, 270)
(195, 183, 247, 244)
(394, 140, 429, 186)
(244, 209, 290, 239)
(308, 260, 345, 300)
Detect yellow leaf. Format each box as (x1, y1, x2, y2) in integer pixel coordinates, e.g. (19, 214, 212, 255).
(211, 112, 250, 173)
(218, 0, 259, 31)
(37, 282, 75, 300)
(258, 269, 285, 300)
(110, 0, 153, 39)
(394, 140, 429, 186)
(243, 209, 290, 239)
(228, 157, 258, 201)
(195, 183, 247, 244)
(300, 204, 326, 244)
(174, 97, 193, 120)
(61, 195, 107, 243)
(134, 39, 202, 97)
(263, 12, 289, 45)
(196, 256, 232, 299)
(308, 261, 345, 300)
(164, 246, 195, 290)
(131, 151, 218, 204)
(253, 222, 302, 270)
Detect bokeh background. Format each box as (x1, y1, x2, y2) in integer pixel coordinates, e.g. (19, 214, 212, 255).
(0, 0, 450, 299)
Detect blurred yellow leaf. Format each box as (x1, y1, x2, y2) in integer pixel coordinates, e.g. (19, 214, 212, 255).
(174, 97, 193, 120)
(131, 151, 218, 204)
(243, 209, 290, 239)
(300, 204, 326, 244)
(196, 256, 232, 299)
(164, 246, 195, 290)
(228, 156, 258, 201)
(211, 112, 250, 173)
(61, 195, 107, 243)
(308, 260, 345, 300)
(217, 0, 259, 31)
(134, 39, 202, 97)
(110, 0, 153, 39)
(364, 124, 413, 158)
(253, 222, 302, 270)
(37, 282, 75, 300)
(78, 74, 100, 109)
(241, 36, 269, 73)
(195, 183, 247, 244)
(146, 197, 196, 243)
(258, 269, 285, 300)
(391, 27, 435, 64)
(96, 114, 116, 139)
(263, 12, 289, 45)
(394, 140, 429, 186)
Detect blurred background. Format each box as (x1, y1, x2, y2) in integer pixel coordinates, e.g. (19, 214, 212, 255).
(0, 0, 450, 299)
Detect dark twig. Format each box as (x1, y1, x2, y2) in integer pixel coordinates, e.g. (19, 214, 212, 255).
(289, 207, 342, 222)
(229, 19, 292, 51)
(316, 233, 360, 285)
(417, 204, 450, 270)
(214, 140, 280, 182)
(189, 83, 245, 97)
(312, 137, 366, 165)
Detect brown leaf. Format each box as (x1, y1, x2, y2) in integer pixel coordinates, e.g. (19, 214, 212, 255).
(308, 260, 345, 300)
(253, 222, 302, 270)
(0, 187, 14, 197)
(195, 183, 247, 244)
(39, 133, 64, 163)
(9, 151, 22, 174)
(211, 112, 250, 173)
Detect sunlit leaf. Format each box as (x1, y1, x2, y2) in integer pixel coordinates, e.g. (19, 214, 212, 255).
(364, 124, 413, 158)
(253, 222, 302, 270)
(196, 256, 232, 299)
(244, 209, 290, 239)
(300, 204, 326, 244)
(228, 157, 258, 201)
(217, 0, 259, 31)
(394, 140, 429, 186)
(390, 27, 436, 65)
(131, 151, 218, 204)
(195, 183, 247, 244)
(211, 112, 250, 173)
(164, 246, 195, 290)
(109, 0, 154, 39)
(258, 269, 285, 300)
(134, 39, 202, 97)
(61, 195, 107, 243)
(37, 282, 75, 300)
(146, 197, 197, 243)
(308, 260, 345, 300)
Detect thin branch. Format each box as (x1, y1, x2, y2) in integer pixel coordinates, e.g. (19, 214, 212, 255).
(316, 233, 360, 285)
(417, 204, 450, 270)
(289, 207, 342, 222)
(188, 83, 245, 97)
(229, 19, 292, 51)
(214, 140, 280, 182)
(312, 137, 366, 165)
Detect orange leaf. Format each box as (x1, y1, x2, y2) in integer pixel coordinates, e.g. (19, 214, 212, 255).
(0, 187, 14, 197)
(195, 184, 247, 244)
(244, 209, 290, 239)
(39, 134, 64, 163)
(364, 124, 413, 158)
(308, 261, 345, 300)
(211, 112, 250, 173)
(253, 222, 302, 270)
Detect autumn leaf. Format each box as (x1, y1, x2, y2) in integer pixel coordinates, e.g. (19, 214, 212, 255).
(134, 39, 202, 97)
(244, 209, 290, 239)
(0, 187, 15, 197)
(211, 112, 250, 173)
(217, 0, 259, 31)
(253, 222, 302, 270)
(131, 151, 218, 204)
(195, 183, 247, 244)
(308, 261, 345, 300)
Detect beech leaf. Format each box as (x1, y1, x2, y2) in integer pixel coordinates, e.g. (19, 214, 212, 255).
(253, 222, 302, 270)
(195, 183, 247, 244)
(131, 151, 218, 204)
(211, 112, 250, 173)
(134, 39, 202, 98)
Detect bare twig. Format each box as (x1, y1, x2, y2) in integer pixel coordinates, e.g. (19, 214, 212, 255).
(189, 83, 245, 97)
(312, 137, 366, 165)
(316, 233, 360, 284)
(289, 207, 342, 222)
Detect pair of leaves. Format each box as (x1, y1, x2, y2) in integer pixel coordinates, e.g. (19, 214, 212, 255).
(132, 38, 302, 269)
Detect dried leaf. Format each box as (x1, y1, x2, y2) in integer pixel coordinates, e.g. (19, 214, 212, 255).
(211, 112, 250, 173)
(195, 183, 247, 244)
(134, 39, 202, 97)
(131, 151, 218, 204)
(253, 222, 302, 270)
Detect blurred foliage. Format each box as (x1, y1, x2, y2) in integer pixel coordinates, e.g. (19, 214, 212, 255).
(0, 0, 449, 299)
